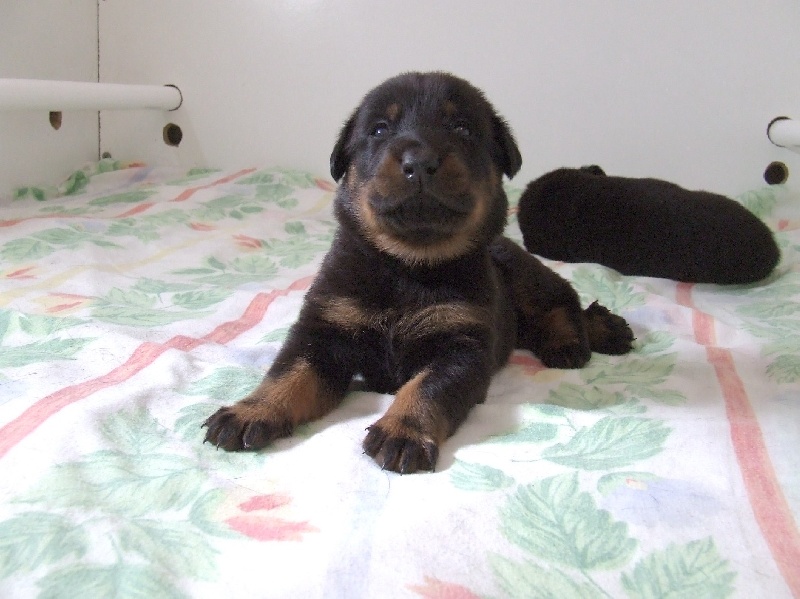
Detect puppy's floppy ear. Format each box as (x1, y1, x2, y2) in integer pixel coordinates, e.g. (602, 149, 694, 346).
(580, 165, 606, 176)
(330, 110, 358, 181)
(491, 114, 522, 179)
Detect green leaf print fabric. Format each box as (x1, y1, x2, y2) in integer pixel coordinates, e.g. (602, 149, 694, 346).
(0, 162, 797, 597)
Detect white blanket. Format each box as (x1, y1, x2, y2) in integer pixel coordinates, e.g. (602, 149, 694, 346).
(0, 161, 797, 598)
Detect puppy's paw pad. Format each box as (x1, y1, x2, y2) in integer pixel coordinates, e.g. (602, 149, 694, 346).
(599, 327, 635, 355)
(585, 301, 635, 355)
(363, 424, 439, 474)
(202, 406, 291, 452)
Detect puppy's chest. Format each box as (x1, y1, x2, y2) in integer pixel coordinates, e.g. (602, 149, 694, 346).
(315, 292, 491, 343)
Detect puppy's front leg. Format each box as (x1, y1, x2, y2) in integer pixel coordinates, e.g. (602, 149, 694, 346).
(363, 337, 492, 474)
(203, 320, 354, 451)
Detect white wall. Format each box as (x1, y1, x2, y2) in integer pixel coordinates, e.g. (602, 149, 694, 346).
(0, 1, 98, 193)
(98, 1, 800, 195)
(2, 2, 797, 195)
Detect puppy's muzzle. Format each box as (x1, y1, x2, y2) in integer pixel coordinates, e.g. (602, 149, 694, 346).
(365, 140, 477, 244)
(377, 143, 472, 215)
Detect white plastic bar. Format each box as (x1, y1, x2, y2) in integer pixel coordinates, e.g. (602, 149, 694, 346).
(0, 78, 182, 112)
(768, 117, 800, 149)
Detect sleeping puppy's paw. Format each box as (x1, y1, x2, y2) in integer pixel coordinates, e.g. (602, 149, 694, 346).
(203, 404, 292, 451)
(583, 301, 635, 355)
(363, 422, 440, 474)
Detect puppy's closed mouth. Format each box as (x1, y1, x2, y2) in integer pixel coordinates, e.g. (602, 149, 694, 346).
(371, 192, 474, 242)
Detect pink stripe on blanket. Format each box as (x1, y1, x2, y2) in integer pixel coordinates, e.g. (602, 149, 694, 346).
(677, 282, 800, 597)
(1, 169, 256, 226)
(708, 346, 800, 596)
(0, 204, 157, 226)
(114, 202, 156, 218)
(171, 168, 257, 202)
(206, 276, 313, 344)
(0, 340, 192, 459)
(0, 276, 313, 459)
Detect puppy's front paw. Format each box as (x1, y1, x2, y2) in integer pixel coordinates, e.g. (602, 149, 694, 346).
(203, 404, 292, 451)
(584, 301, 635, 355)
(203, 358, 337, 452)
(363, 422, 439, 474)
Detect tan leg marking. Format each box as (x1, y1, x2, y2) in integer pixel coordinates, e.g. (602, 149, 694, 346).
(203, 358, 341, 451)
(238, 358, 335, 425)
(363, 369, 449, 473)
(378, 369, 449, 442)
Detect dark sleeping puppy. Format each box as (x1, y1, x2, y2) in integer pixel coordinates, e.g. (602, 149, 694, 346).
(518, 165, 780, 284)
(203, 73, 634, 473)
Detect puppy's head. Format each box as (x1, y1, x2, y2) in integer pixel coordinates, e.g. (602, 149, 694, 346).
(330, 72, 522, 266)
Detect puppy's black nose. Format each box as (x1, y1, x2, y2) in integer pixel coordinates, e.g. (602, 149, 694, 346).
(401, 147, 440, 183)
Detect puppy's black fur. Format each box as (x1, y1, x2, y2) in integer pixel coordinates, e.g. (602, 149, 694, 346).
(203, 73, 634, 473)
(518, 165, 780, 284)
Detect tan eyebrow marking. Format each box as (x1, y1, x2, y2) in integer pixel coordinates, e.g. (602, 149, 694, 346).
(386, 102, 401, 121)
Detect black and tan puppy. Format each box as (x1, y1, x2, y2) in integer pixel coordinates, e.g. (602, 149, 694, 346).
(518, 165, 780, 284)
(203, 72, 634, 473)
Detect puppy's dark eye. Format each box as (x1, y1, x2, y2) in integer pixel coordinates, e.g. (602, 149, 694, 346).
(452, 121, 472, 138)
(370, 121, 390, 138)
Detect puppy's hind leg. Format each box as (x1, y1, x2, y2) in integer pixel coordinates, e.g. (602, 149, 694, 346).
(490, 236, 633, 367)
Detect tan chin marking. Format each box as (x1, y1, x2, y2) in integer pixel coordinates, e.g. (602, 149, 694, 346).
(355, 181, 492, 266)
